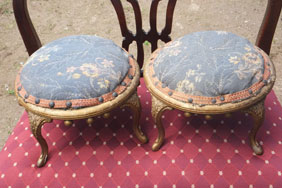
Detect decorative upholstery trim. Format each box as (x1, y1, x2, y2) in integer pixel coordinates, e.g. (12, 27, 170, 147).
(147, 47, 272, 106)
(15, 57, 137, 109)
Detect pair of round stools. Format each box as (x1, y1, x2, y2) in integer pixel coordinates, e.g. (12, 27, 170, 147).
(16, 31, 275, 167)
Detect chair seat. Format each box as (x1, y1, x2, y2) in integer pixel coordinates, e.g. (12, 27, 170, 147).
(16, 35, 137, 109)
(1, 79, 282, 187)
(145, 31, 275, 107)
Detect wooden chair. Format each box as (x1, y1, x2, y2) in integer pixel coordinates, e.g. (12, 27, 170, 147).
(13, 0, 281, 168)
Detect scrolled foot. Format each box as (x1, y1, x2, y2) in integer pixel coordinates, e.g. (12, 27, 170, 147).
(151, 95, 172, 151)
(27, 111, 52, 167)
(243, 100, 265, 155)
(37, 153, 48, 167)
(136, 126, 148, 144)
(121, 92, 148, 144)
(251, 141, 263, 155)
(152, 138, 164, 151)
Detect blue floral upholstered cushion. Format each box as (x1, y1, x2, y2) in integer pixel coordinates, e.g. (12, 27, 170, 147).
(147, 31, 273, 105)
(16, 35, 137, 109)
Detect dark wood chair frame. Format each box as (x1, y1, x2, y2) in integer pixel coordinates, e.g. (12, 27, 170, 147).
(13, 0, 282, 166)
(13, 0, 282, 63)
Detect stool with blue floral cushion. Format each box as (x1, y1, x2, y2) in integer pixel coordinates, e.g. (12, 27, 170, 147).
(144, 31, 276, 154)
(15, 35, 148, 167)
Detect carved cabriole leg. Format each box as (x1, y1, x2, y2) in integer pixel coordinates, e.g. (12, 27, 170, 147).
(242, 100, 265, 155)
(121, 92, 148, 144)
(151, 95, 172, 151)
(27, 111, 52, 167)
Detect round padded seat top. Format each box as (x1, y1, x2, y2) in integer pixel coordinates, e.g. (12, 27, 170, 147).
(146, 31, 274, 105)
(16, 35, 137, 109)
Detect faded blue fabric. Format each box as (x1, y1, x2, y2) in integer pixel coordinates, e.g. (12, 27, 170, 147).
(20, 35, 130, 100)
(153, 31, 265, 97)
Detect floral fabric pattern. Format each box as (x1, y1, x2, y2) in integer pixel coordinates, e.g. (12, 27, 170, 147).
(153, 31, 265, 97)
(20, 35, 130, 100)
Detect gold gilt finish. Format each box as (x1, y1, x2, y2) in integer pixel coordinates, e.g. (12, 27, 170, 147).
(151, 95, 172, 151)
(144, 52, 276, 154)
(86, 118, 94, 125)
(64, 120, 73, 126)
(205, 115, 212, 120)
(27, 111, 52, 167)
(17, 61, 147, 167)
(184, 112, 192, 117)
(121, 92, 148, 144)
(103, 113, 111, 119)
(242, 99, 265, 155)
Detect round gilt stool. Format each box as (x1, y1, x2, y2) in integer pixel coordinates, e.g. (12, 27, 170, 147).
(15, 35, 148, 167)
(144, 31, 276, 154)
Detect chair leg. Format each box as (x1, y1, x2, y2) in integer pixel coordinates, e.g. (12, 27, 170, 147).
(121, 91, 148, 144)
(151, 95, 172, 151)
(243, 100, 265, 155)
(27, 111, 52, 167)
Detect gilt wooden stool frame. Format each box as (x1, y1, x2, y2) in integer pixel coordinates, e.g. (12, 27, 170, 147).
(143, 0, 280, 154)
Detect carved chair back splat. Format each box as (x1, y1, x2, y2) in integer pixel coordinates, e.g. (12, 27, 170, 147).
(13, 0, 281, 67)
(13, 0, 177, 70)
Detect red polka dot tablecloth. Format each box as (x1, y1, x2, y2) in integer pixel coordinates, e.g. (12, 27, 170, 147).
(0, 79, 282, 187)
